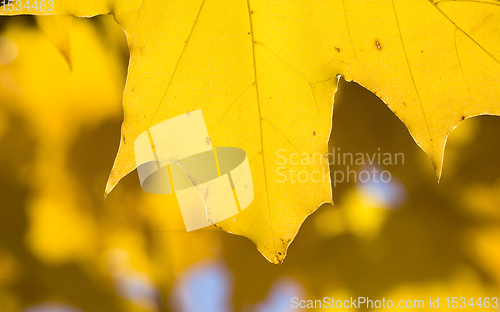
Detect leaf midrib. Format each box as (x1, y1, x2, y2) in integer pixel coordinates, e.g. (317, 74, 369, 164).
(246, 0, 278, 257)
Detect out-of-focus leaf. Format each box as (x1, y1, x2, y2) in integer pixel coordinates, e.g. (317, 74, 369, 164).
(36, 15, 73, 67)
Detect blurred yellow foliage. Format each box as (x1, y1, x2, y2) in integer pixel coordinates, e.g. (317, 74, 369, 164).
(0, 12, 500, 312)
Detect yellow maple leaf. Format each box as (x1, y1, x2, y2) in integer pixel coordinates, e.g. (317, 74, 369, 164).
(2, 0, 499, 263)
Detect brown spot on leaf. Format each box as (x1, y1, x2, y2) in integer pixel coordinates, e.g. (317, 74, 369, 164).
(312, 130, 316, 136)
(375, 40, 382, 51)
(335, 47, 341, 53)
